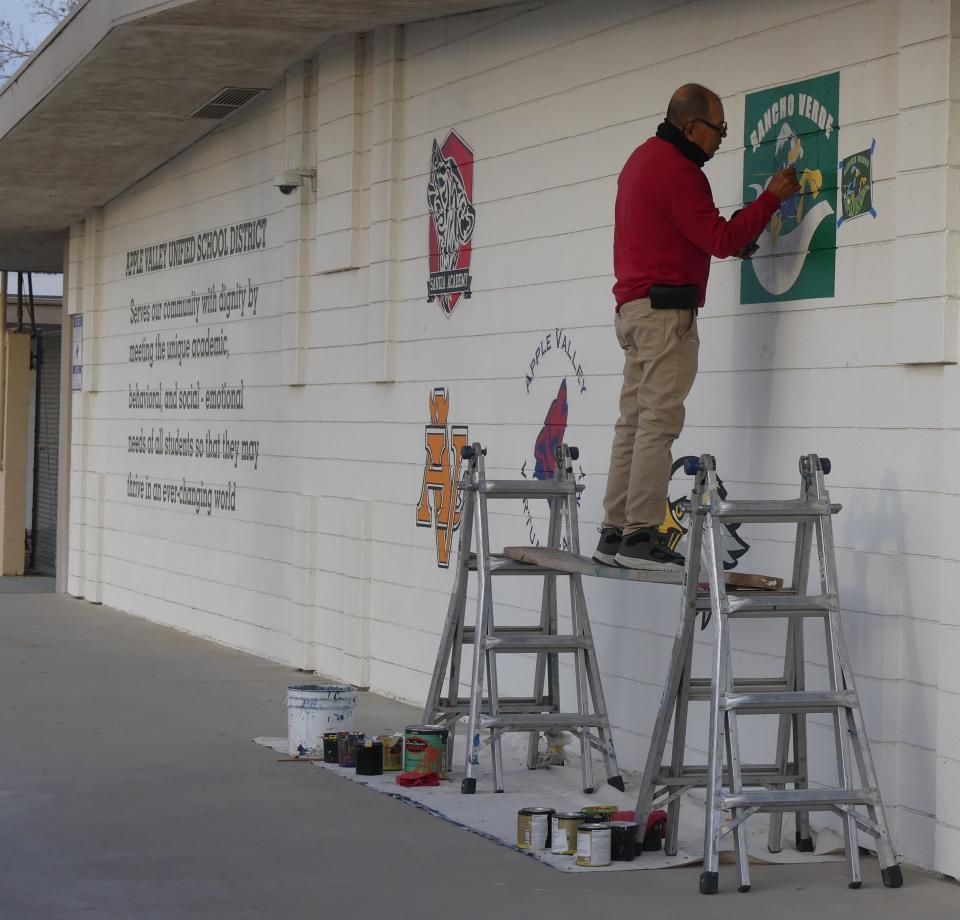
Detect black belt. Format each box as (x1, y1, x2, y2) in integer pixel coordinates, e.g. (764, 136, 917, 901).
(649, 283, 698, 310)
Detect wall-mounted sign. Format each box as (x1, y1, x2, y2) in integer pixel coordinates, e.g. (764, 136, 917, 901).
(71, 314, 83, 391)
(741, 73, 839, 302)
(416, 388, 469, 568)
(426, 131, 476, 316)
(838, 139, 877, 226)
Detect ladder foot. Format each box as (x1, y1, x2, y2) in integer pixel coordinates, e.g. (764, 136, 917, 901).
(583, 786, 595, 794)
(737, 884, 751, 893)
(796, 834, 815, 853)
(767, 845, 782, 855)
(848, 881, 862, 890)
(461, 778, 477, 795)
(881, 865, 903, 889)
(699, 871, 719, 895)
(607, 774, 625, 792)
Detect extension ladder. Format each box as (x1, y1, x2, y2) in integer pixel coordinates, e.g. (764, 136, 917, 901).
(634, 453, 902, 893)
(423, 442, 625, 794)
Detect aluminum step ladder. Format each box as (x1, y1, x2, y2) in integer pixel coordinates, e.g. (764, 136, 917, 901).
(423, 441, 624, 795)
(634, 453, 902, 893)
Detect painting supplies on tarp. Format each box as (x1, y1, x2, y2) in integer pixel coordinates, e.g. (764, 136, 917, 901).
(517, 807, 555, 850)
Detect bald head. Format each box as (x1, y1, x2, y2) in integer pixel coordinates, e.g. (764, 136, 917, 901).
(666, 84, 719, 130)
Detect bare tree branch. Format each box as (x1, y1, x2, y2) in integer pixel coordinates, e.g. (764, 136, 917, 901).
(30, 1, 82, 26)
(0, 21, 33, 80)
(0, 0, 80, 79)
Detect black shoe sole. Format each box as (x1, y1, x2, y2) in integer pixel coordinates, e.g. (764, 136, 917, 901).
(614, 553, 683, 571)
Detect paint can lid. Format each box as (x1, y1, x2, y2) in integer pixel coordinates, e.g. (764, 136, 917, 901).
(553, 812, 586, 820)
(579, 823, 612, 832)
(404, 724, 449, 734)
(518, 807, 556, 816)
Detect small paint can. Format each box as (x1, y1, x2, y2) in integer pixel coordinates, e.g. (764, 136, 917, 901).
(355, 739, 383, 776)
(337, 731, 364, 767)
(550, 812, 585, 855)
(378, 734, 404, 772)
(580, 805, 617, 823)
(517, 807, 555, 850)
(322, 732, 340, 764)
(576, 823, 612, 867)
(403, 725, 449, 778)
(609, 820, 639, 862)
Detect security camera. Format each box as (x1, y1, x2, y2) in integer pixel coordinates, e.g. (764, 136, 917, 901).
(274, 168, 316, 195)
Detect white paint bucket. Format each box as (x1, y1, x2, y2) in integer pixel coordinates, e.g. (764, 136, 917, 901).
(286, 684, 357, 756)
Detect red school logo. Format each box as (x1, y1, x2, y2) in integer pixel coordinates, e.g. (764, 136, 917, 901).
(427, 131, 476, 316)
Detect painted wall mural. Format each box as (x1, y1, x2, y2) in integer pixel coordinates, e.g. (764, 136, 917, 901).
(426, 131, 476, 316)
(838, 139, 877, 226)
(519, 329, 587, 549)
(741, 73, 839, 303)
(416, 388, 469, 568)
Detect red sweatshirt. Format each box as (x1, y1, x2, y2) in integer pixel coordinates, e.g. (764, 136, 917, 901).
(612, 136, 780, 309)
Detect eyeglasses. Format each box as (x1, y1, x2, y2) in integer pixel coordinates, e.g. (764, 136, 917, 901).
(692, 117, 728, 139)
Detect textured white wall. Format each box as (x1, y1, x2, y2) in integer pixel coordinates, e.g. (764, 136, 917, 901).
(65, 0, 960, 876)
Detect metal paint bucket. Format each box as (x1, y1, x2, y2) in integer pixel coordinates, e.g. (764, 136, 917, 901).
(517, 807, 555, 850)
(322, 732, 340, 764)
(609, 821, 639, 862)
(550, 812, 585, 855)
(403, 725, 449, 778)
(286, 684, 357, 756)
(337, 731, 364, 767)
(576, 824, 612, 867)
(580, 805, 617, 823)
(377, 734, 404, 771)
(355, 739, 383, 776)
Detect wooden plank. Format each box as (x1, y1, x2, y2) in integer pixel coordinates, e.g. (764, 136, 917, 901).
(502, 546, 783, 591)
(502, 546, 682, 584)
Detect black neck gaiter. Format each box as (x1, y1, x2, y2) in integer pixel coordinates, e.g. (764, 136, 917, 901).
(656, 120, 708, 168)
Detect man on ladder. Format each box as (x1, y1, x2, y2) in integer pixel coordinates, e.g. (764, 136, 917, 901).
(594, 83, 800, 569)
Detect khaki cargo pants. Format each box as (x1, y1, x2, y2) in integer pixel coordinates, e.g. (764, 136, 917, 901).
(601, 297, 700, 535)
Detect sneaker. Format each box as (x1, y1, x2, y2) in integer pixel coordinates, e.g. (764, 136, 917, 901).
(615, 527, 685, 570)
(592, 526, 623, 566)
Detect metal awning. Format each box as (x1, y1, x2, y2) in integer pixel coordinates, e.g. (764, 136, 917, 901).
(0, 0, 514, 272)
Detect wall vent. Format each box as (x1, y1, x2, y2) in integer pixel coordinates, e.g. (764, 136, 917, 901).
(190, 87, 266, 120)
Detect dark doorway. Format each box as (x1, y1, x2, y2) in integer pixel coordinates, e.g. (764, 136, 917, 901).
(31, 330, 61, 575)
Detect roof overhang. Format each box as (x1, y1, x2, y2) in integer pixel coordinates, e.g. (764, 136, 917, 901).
(0, 0, 517, 272)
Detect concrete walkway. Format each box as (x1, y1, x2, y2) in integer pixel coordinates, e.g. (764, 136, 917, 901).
(1, 579, 956, 919)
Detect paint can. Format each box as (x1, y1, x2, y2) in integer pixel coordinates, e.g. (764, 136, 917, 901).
(575, 823, 612, 867)
(403, 725, 449, 778)
(609, 821, 639, 862)
(322, 732, 340, 764)
(337, 731, 364, 767)
(550, 812, 585, 855)
(286, 684, 357, 756)
(580, 805, 617, 823)
(517, 807, 555, 850)
(378, 734, 404, 771)
(355, 739, 383, 776)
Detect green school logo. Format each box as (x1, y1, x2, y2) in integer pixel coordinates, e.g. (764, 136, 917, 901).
(741, 73, 839, 303)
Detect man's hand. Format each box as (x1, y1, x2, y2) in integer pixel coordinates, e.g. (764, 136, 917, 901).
(768, 167, 801, 201)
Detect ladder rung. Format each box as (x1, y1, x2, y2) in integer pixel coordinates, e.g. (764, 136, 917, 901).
(462, 625, 551, 643)
(687, 677, 789, 700)
(481, 713, 607, 730)
(721, 690, 858, 713)
(483, 635, 591, 652)
(432, 697, 560, 714)
(657, 764, 801, 786)
(723, 787, 879, 811)
(726, 594, 836, 615)
(710, 499, 841, 522)
(459, 480, 584, 498)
